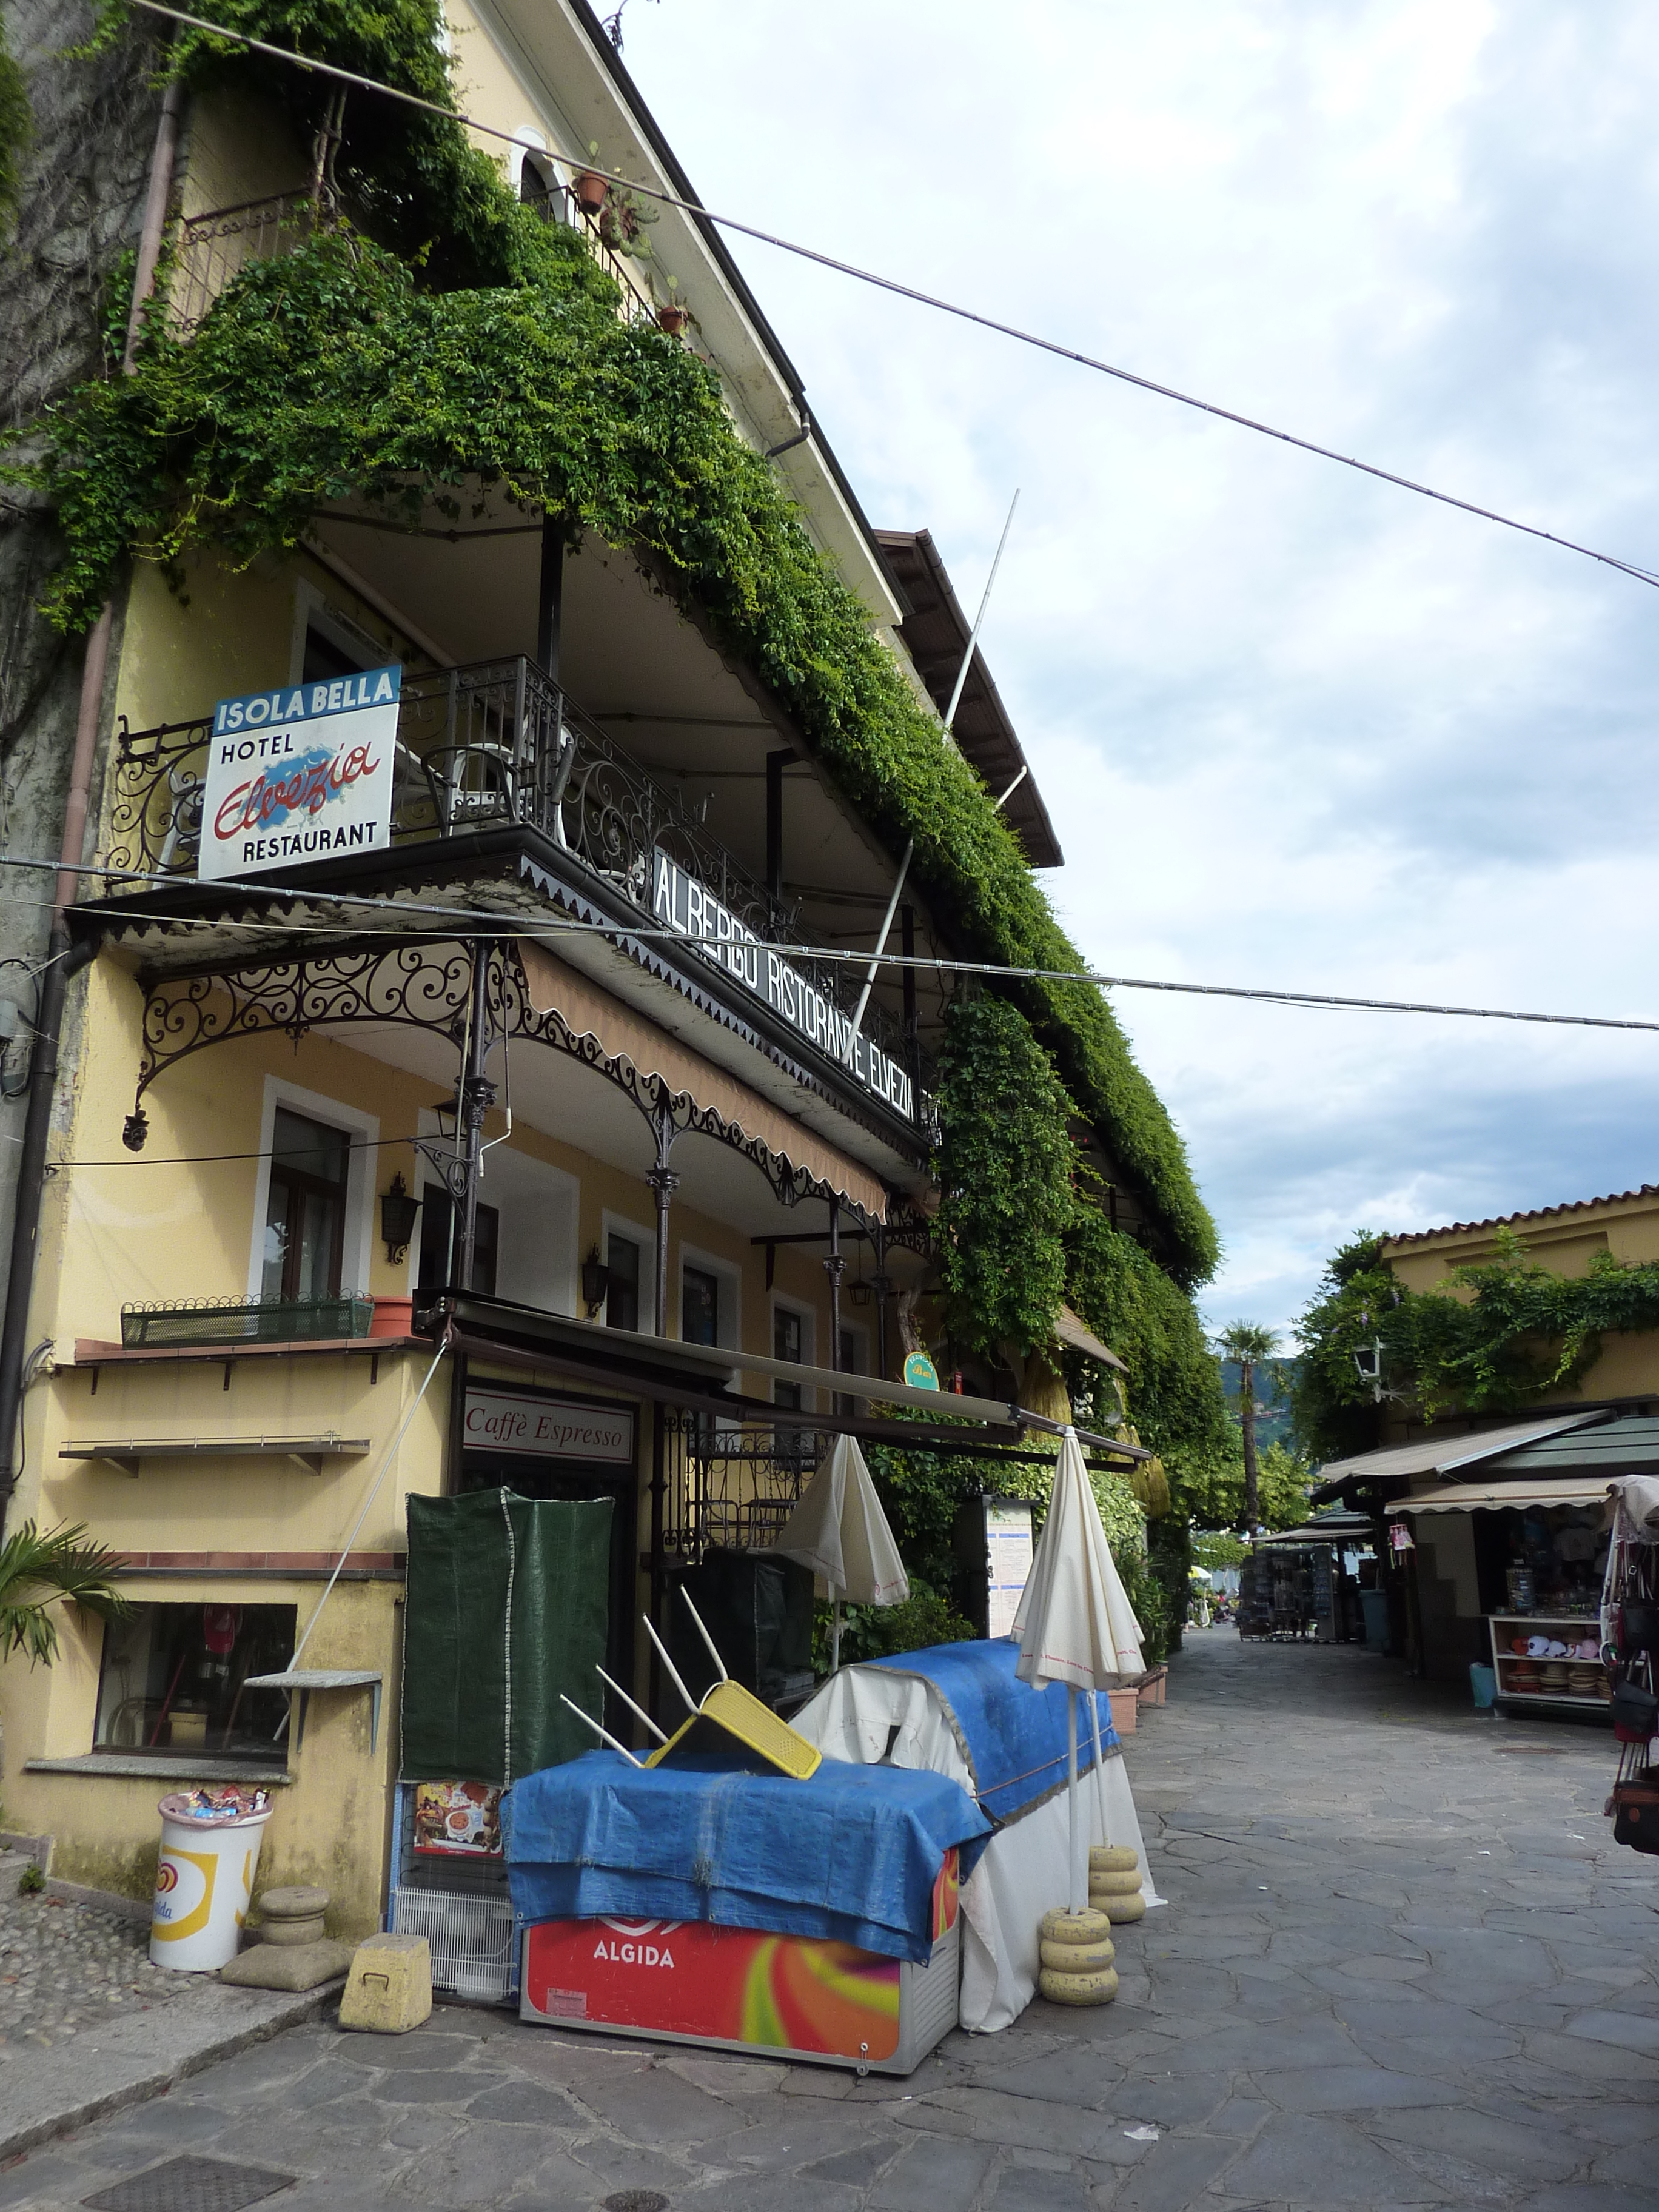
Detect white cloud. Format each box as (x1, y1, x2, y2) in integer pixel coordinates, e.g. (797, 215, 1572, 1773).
(620, 0, 1659, 1336)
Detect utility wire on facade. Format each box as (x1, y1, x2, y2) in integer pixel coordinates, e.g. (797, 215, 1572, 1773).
(2, 853, 1655, 1037)
(121, 0, 1659, 597)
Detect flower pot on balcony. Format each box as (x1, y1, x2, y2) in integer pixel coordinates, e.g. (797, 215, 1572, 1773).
(573, 169, 608, 214)
(370, 1296, 415, 1339)
(657, 306, 688, 337)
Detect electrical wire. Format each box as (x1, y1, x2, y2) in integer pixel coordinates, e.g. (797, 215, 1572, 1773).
(2, 850, 1655, 1036)
(119, 0, 1659, 595)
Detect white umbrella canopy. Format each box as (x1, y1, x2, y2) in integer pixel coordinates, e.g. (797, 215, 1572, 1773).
(774, 1433, 909, 1667)
(1013, 1427, 1145, 1911)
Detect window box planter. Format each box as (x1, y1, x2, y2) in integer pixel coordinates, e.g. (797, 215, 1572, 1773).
(119, 1294, 375, 1349)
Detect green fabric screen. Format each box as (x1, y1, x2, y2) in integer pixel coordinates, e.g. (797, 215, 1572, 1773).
(401, 1489, 614, 1784)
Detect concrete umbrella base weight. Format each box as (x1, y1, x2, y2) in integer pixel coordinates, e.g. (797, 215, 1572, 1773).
(1037, 1906, 1118, 2005)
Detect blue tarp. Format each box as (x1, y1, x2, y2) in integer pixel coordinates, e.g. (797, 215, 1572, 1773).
(501, 1751, 991, 1965)
(866, 1637, 1119, 1825)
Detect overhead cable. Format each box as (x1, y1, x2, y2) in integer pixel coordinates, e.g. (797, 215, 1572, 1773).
(121, 0, 1659, 595)
(2, 853, 1655, 1034)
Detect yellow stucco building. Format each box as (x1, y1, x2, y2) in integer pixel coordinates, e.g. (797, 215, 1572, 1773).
(0, 0, 1145, 1967)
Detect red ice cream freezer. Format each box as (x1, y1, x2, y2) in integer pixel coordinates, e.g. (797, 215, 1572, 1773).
(519, 1849, 961, 2075)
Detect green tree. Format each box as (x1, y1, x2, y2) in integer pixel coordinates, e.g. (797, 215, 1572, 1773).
(1215, 1322, 1279, 1533)
(0, 1521, 128, 1666)
(1175, 1436, 1312, 1533)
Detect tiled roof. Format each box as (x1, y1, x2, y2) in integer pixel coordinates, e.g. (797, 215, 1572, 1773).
(1384, 1185, 1659, 1247)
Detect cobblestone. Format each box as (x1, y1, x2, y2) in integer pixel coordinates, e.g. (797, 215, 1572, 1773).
(4, 1632, 1658, 2207)
(0, 1848, 190, 2057)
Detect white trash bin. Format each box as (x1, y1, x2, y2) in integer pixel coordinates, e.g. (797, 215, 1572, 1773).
(150, 1789, 274, 1971)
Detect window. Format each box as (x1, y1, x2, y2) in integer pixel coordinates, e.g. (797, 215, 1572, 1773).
(94, 1604, 297, 1759)
(683, 1265, 720, 1347)
(417, 1187, 499, 1296)
(518, 149, 563, 222)
(261, 1108, 350, 1301)
(774, 1304, 805, 1410)
(606, 1234, 642, 1332)
(302, 624, 363, 688)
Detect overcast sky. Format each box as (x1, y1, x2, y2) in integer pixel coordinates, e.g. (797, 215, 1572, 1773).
(617, 0, 1659, 1339)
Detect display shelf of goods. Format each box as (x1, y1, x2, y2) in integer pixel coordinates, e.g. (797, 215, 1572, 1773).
(1488, 1614, 1611, 1710)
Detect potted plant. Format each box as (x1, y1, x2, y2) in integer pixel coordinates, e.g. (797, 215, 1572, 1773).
(573, 169, 608, 214)
(657, 276, 689, 337)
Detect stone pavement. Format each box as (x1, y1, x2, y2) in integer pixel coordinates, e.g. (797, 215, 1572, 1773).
(3, 1627, 1657, 2209)
(0, 1845, 192, 2059)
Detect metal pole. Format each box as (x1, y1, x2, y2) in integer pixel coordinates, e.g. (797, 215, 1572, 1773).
(454, 945, 495, 1291)
(0, 73, 185, 1521)
(941, 488, 1020, 737)
(1067, 1685, 1081, 1912)
(823, 1199, 843, 1384)
(843, 489, 1020, 1062)
(873, 1225, 890, 1381)
(646, 1096, 679, 1338)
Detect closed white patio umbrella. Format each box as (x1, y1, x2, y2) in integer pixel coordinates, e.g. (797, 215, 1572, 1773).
(774, 1432, 909, 1669)
(1014, 1426, 1144, 1911)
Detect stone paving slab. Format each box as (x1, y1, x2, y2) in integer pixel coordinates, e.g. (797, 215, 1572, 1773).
(2, 1631, 1657, 2207)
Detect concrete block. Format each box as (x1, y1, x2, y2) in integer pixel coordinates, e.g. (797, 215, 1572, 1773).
(220, 1939, 353, 1991)
(337, 1932, 432, 2033)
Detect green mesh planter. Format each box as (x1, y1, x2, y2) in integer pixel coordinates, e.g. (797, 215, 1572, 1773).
(119, 1295, 375, 1349)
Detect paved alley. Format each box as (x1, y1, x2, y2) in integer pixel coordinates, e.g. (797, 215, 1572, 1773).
(2, 1627, 1655, 2211)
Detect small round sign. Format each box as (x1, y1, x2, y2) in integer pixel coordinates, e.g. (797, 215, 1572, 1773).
(903, 1350, 940, 1390)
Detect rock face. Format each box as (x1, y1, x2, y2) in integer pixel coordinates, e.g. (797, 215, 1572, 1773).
(0, 0, 162, 1259)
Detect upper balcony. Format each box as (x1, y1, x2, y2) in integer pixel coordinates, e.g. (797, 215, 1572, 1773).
(99, 655, 936, 1150)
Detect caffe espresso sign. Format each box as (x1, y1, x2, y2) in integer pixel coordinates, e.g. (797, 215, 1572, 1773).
(198, 665, 401, 882)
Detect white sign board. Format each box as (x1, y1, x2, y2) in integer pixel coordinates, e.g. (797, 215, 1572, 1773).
(985, 1497, 1034, 1639)
(199, 665, 401, 881)
(463, 1386, 635, 1464)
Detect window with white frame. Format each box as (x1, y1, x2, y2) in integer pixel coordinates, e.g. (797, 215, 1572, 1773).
(249, 1079, 377, 1301)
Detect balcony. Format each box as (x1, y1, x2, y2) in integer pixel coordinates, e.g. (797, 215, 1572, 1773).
(104, 656, 934, 1118)
(172, 193, 318, 335)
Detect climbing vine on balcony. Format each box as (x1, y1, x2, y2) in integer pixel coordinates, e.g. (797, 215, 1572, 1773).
(13, 0, 1218, 1289)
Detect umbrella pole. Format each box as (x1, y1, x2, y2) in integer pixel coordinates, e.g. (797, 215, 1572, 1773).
(832, 1598, 841, 1673)
(1067, 1685, 1081, 1913)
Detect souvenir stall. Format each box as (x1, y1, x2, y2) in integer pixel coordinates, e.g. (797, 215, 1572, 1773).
(1386, 1476, 1613, 1715)
(1601, 1476, 1659, 1851)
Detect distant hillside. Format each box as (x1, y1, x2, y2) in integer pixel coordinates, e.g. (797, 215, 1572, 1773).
(1219, 1356, 1301, 1454)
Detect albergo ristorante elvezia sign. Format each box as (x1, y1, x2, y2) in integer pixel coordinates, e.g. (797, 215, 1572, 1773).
(198, 665, 401, 881)
(650, 854, 916, 1122)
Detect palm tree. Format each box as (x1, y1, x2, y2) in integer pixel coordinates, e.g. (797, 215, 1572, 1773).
(0, 1521, 128, 1666)
(1216, 1323, 1279, 1537)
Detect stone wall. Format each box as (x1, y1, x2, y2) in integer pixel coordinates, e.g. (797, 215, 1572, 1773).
(0, 1, 160, 1278)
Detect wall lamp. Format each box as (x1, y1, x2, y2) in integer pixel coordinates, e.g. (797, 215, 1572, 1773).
(581, 1245, 612, 1318)
(380, 1173, 422, 1264)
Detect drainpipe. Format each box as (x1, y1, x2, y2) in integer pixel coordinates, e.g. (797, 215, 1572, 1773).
(0, 75, 186, 1524)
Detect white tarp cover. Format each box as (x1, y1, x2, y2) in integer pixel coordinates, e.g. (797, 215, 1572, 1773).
(1612, 1475, 1659, 1537)
(794, 1660, 1160, 2032)
(774, 1433, 910, 1605)
(1014, 1428, 1145, 1688)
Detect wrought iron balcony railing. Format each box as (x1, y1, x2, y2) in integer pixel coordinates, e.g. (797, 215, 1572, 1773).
(662, 1419, 831, 1561)
(104, 656, 935, 1109)
(171, 193, 319, 334)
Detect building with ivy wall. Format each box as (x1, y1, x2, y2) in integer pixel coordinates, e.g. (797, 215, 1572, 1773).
(0, 0, 1221, 1936)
